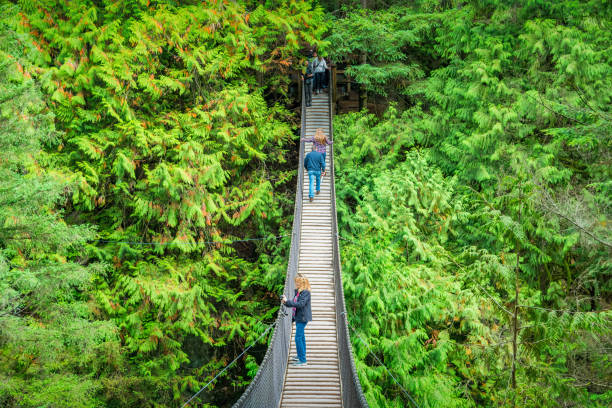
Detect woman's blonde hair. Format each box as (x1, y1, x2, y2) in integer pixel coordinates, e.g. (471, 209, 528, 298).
(314, 128, 327, 145)
(295, 274, 311, 292)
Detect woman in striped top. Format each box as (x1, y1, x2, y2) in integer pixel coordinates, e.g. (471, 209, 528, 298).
(301, 128, 333, 165)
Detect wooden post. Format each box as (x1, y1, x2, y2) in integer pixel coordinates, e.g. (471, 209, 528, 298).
(346, 71, 351, 96)
(359, 55, 367, 111)
(331, 64, 337, 112)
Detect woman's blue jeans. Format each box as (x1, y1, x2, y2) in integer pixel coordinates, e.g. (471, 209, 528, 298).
(295, 322, 307, 363)
(308, 170, 321, 198)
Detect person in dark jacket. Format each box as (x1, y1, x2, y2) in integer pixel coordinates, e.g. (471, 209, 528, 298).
(282, 274, 312, 367)
(302, 59, 314, 107)
(304, 145, 326, 202)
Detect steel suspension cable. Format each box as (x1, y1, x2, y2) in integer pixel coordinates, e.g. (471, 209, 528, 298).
(181, 322, 275, 408)
(95, 234, 290, 246)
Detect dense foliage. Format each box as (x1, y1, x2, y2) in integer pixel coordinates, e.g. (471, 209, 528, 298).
(330, 1, 612, 407)
(1, 0, 325, 406)
(0, 14, 118, 406)
(2, 0, 611, 407)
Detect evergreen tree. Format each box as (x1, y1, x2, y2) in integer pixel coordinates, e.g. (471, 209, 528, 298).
(334, 105, 611, 407)
(0, 7, 119, 407)
(12, 0, 328, 405)
(330, 2, 612, 400)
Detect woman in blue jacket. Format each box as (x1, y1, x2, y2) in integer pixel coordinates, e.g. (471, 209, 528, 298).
(282, 274, 312, 367)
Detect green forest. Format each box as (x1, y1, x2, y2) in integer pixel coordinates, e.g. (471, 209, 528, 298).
(0, 0, 610, 407)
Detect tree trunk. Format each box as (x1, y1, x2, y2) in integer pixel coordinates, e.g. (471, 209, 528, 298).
(511, 187, 522, 407)
(359, 0, 368, 111)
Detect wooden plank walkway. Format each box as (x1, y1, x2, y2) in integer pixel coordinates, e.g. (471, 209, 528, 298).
(279, 91, 342, 408)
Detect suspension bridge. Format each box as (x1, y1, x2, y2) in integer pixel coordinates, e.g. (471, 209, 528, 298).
(232, 87, 368, 407)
